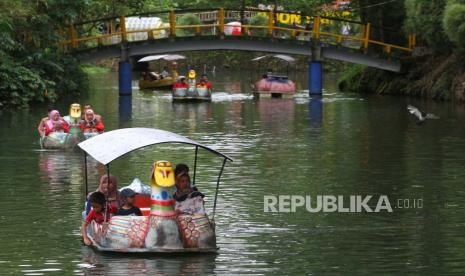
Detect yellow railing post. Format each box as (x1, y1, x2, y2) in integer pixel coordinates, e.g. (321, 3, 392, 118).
(169, 11, 176, 37)
(69, 25, 78, 48)
(313, 16, 320, 40)
(268, 10, 274, 37)
(384, 45, 391, 54)
(218, 8, 225, 35)
(120, 16, 127, 42)
(147, 30, 154, 40)
(412, 34, 416, 47)
(363, 22, 370, 49)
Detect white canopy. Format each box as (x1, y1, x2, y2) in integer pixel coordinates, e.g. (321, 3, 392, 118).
(251, 54, 295, 62)
(138, 54, 186, 62)
(78, 128, 232, 165)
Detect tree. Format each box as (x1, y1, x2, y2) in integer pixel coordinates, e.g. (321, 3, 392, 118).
(249, 14, 269, 37)
(404, 0, 451, 54)
(443, 1, 465, 50)
(176, 13, 202, 36)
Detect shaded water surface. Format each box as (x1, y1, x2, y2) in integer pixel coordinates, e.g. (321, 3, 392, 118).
(1, 71, 465, 275)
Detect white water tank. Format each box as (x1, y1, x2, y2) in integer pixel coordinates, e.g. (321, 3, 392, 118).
(110, 17, 168, 44)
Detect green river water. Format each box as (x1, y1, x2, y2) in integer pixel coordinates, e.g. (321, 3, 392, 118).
(1, 71, 465, 275)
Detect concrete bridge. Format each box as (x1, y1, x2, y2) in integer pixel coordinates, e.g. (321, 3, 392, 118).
(60, 8, 416, 95)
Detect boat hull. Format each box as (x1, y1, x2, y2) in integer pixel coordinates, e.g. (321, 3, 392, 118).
(172, 87, 212, 102)
(89, 237, 218, 253)
(253, 78, 296, 94)
(86, 214, 217, 254)
(40, 132, 85, 150)
(139, 77, 174, 90)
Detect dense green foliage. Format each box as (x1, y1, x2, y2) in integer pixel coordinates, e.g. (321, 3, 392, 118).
(404, 0, 450, 53)
(0, 0, 333, 108)
(443, 2, 465, 50)
(340, 0, 465, 101)
(0, 1, 87, 108)
(249, 14, 268, 37)
(176, 13, 202, 36)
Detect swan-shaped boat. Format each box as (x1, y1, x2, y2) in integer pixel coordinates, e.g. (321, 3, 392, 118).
(40, 104, 101, 149)
(78, 128, 232, 253)
(172, 70, 212, 102)
(40, 104, 84, 149)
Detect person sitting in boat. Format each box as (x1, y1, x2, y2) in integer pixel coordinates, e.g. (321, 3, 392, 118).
(81, 191, 117, 246)
(160, 66, 169, 79)
(196, 80, 208, 88)
(173, 76, 188, 89)
(198, 74, 212, 90)
(174, 172, 205, 215)
(44, 110, 70, 136)
(83, 104, 103, 123)
(80, 109, 104, 133)
(37, 106, 54, 136)
(116, 188, 142, 216)
(86, 174, 121, 214)
(150, 72, 160, 80)
(100, 174, 121, 209)
(174, 163, 189, 178)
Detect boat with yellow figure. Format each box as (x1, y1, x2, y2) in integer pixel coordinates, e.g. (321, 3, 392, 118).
(78, 128, 232, 253)
(40, 103, 85, 150)
(138, 55, 185, 90)
(172, 70, 212, 102)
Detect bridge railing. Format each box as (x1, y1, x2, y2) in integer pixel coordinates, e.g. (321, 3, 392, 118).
(59, 8, 415, 56)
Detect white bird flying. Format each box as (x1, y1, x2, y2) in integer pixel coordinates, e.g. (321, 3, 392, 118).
(407, 105, 439, 123)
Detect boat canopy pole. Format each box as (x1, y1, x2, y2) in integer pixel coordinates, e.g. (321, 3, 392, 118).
(212, 157, 227, 220)
(84, 152, 88, 196)
(104, 164, 110, 223)
(193, 146, 198, 186)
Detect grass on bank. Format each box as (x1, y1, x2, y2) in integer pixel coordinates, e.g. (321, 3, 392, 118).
(80, 64, 111, 74)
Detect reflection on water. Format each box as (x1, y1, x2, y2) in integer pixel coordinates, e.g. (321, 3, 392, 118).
(309, 95, 323, 127)
(80, 248, 217, 275)
(118, 96, 132, 122)
(1, 71, 465, 274)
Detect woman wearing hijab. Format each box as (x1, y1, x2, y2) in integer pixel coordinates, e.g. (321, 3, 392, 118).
(44, 110, 69, 136)
(98, 174, 121, 209)
(80, 109, 104, 133)
(85, 174, 121, 215)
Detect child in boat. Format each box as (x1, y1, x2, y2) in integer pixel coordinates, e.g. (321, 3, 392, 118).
(80, 109, 104, 133)
(81, 191, 117, 246)
(85, 174, 120, 215)
(44, 110, 70, 136)
(116, 188, 143, 216)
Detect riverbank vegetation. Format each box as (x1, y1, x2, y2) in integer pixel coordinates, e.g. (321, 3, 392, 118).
(340, 0, 465, 101)
(0, 0, 334, 108)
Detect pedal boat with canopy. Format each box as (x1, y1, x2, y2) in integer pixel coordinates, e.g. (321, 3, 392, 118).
(78, 128, 232, 253)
